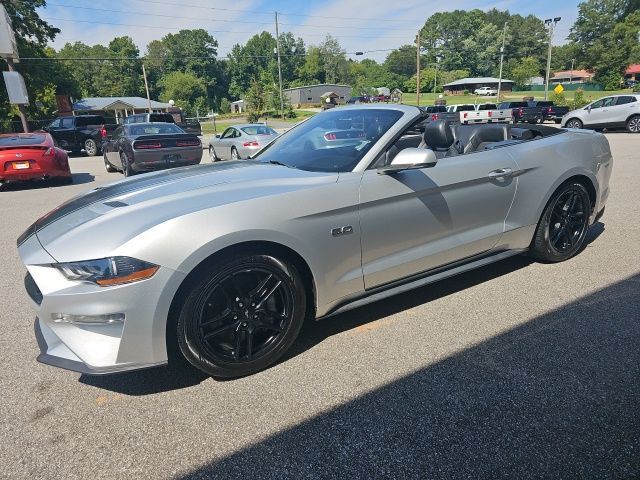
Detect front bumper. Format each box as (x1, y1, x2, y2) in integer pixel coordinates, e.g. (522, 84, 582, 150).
(19, 234, 185, 375)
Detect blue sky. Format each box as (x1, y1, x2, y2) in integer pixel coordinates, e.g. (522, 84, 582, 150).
(38, 0, 583, 61)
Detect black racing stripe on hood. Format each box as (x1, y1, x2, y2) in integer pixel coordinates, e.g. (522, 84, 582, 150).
(16, 162, 249, 246)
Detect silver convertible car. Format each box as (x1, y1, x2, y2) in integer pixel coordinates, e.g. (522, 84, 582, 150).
(17, 105, 612, 378)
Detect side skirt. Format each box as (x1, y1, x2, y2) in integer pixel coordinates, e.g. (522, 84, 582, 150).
(318, 249, 527, 320)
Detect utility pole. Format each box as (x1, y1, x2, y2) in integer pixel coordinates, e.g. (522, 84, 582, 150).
(544, 17, 561, 100)
(274, 11, 284, 120)
(415, 33, 421, 106)
(5, 57, 28, 132)
(142, 62, 152, 113)
(496, 22, 507, 101)
(569, 58, 575, 84)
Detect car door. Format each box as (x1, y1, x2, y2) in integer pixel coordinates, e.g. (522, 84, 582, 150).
(217, 128, 235, 159)
(609, 95, 637, 126)
(584, 97, 614, 126)
(56, 117, 76, 150)
(359, 148, 518, 289)
(106, 127, 124, 165)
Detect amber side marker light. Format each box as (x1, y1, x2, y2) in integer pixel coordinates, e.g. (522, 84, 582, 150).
(95, 266, 159, 286)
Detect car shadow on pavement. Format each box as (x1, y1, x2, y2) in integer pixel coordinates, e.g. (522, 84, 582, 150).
(0, 173, 95, 191)
(179, 272, 640, 479)
(80, 223, 606, 397)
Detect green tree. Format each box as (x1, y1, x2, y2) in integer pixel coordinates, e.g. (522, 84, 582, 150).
(297, 46, 325, 85)
(570, 1, 640, 89)
(1, 1, 79, 127)
(506, 56, 541, 88)
(158, 71, 207, 114)
(144, 29, 223, 106)
(384, 45, 417, 77)
(318, 35, 349, 84)
(227, 31, 276, 98)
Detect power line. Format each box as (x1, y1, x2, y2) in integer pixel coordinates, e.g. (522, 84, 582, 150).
(42, 17, 409, 39)
(105, 0, 415, 25)
(45, 2, 415, 32)
(17, 48, 397, 62)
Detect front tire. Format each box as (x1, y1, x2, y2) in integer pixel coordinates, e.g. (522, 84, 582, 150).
(530, 182, 591, 262)
(626, 115, 640, 133)
(104, 154, 116, 172)
(566, 118, 583, 129)
(84, 139, 98, 156)
(177, 254, 307, 378)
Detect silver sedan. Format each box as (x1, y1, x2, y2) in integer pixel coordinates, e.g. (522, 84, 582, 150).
(18, 105, 612, 379)
(208, 124, 278, 161)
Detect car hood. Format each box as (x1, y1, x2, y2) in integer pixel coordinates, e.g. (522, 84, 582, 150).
(19, 161, 339, 260)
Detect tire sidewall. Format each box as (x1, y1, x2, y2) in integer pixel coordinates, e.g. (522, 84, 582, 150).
(533, 182, 591, 262)
(121, 151, 132, 177)
(627, 115, 640, 133)
(177, 254, 307, 378)
(567, 119, 582, 129)
(84, 139, 97, 156)
(231, 147, 239, 160)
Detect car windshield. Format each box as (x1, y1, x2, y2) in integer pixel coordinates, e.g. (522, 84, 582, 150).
(129, 124, 184, 135)
(254, 108, 404, 172)
(241, 126, 277, 136)
(0, 134, 46, 146)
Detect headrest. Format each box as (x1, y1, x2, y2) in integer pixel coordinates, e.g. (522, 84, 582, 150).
(471, 125, 509, 144)
(423, 120, 455, 150)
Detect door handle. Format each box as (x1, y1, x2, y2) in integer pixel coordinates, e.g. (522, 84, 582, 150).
(488, 168, 513, 179)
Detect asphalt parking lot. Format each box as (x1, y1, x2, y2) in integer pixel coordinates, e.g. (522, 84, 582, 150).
(0, 135, 638, 479)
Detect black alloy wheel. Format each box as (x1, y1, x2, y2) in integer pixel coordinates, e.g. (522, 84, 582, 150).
(530, 182, 591, 262)
(177, 254, 306, 377)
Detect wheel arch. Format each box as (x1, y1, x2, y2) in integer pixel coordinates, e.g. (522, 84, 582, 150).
(536, 172, 598, 226)
(165, 240, 317, 364)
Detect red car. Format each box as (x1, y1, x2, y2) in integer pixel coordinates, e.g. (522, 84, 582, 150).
(0, 132, 71, 185)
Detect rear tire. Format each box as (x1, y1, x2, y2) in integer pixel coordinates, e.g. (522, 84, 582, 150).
(529, 182, 591, 263)
(176, 253, 307, 378)
(84, 139, 98, 157)
(120, 151, 134, 177)
(209, 146, 219, 162)
(566, 118, 583, 129)
(626, 115, 640, 133)
(231, 147, 240, 160)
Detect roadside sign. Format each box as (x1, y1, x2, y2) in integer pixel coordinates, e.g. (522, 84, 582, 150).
(554, 84, 564, 94)
(0, 5, 19, 61)
(3, 71, 28, 105)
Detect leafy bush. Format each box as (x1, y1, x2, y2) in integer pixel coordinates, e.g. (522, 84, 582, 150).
(571, 88, 588, 109)
(462, 89, 469, 95)
(634, 83, 640, 93)
(552, 91, 568, 106)
(246, 112, 260, 123)
(219, 98, 231, 114)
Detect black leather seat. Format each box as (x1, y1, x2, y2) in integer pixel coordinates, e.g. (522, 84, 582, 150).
(461, 124, 510, 153)
(421, 120, 458, 158)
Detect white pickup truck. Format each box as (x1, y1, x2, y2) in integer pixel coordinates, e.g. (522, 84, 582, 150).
(474, 86, 498, 95)
(426, 103, 512, 125)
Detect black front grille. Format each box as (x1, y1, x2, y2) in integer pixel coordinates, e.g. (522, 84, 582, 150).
(25, 272, 43, 305)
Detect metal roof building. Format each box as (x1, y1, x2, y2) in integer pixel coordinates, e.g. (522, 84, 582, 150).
(73, 97, 171, 121)
(442, 77, 514, 94)
(283, 84, 351, 106)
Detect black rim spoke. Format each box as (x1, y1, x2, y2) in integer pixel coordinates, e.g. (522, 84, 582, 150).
(548, 189, 587, 253)
(196, 266, 293, 364)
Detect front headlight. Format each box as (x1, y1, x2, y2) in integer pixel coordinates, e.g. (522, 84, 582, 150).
(53, 257, 159, 286)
